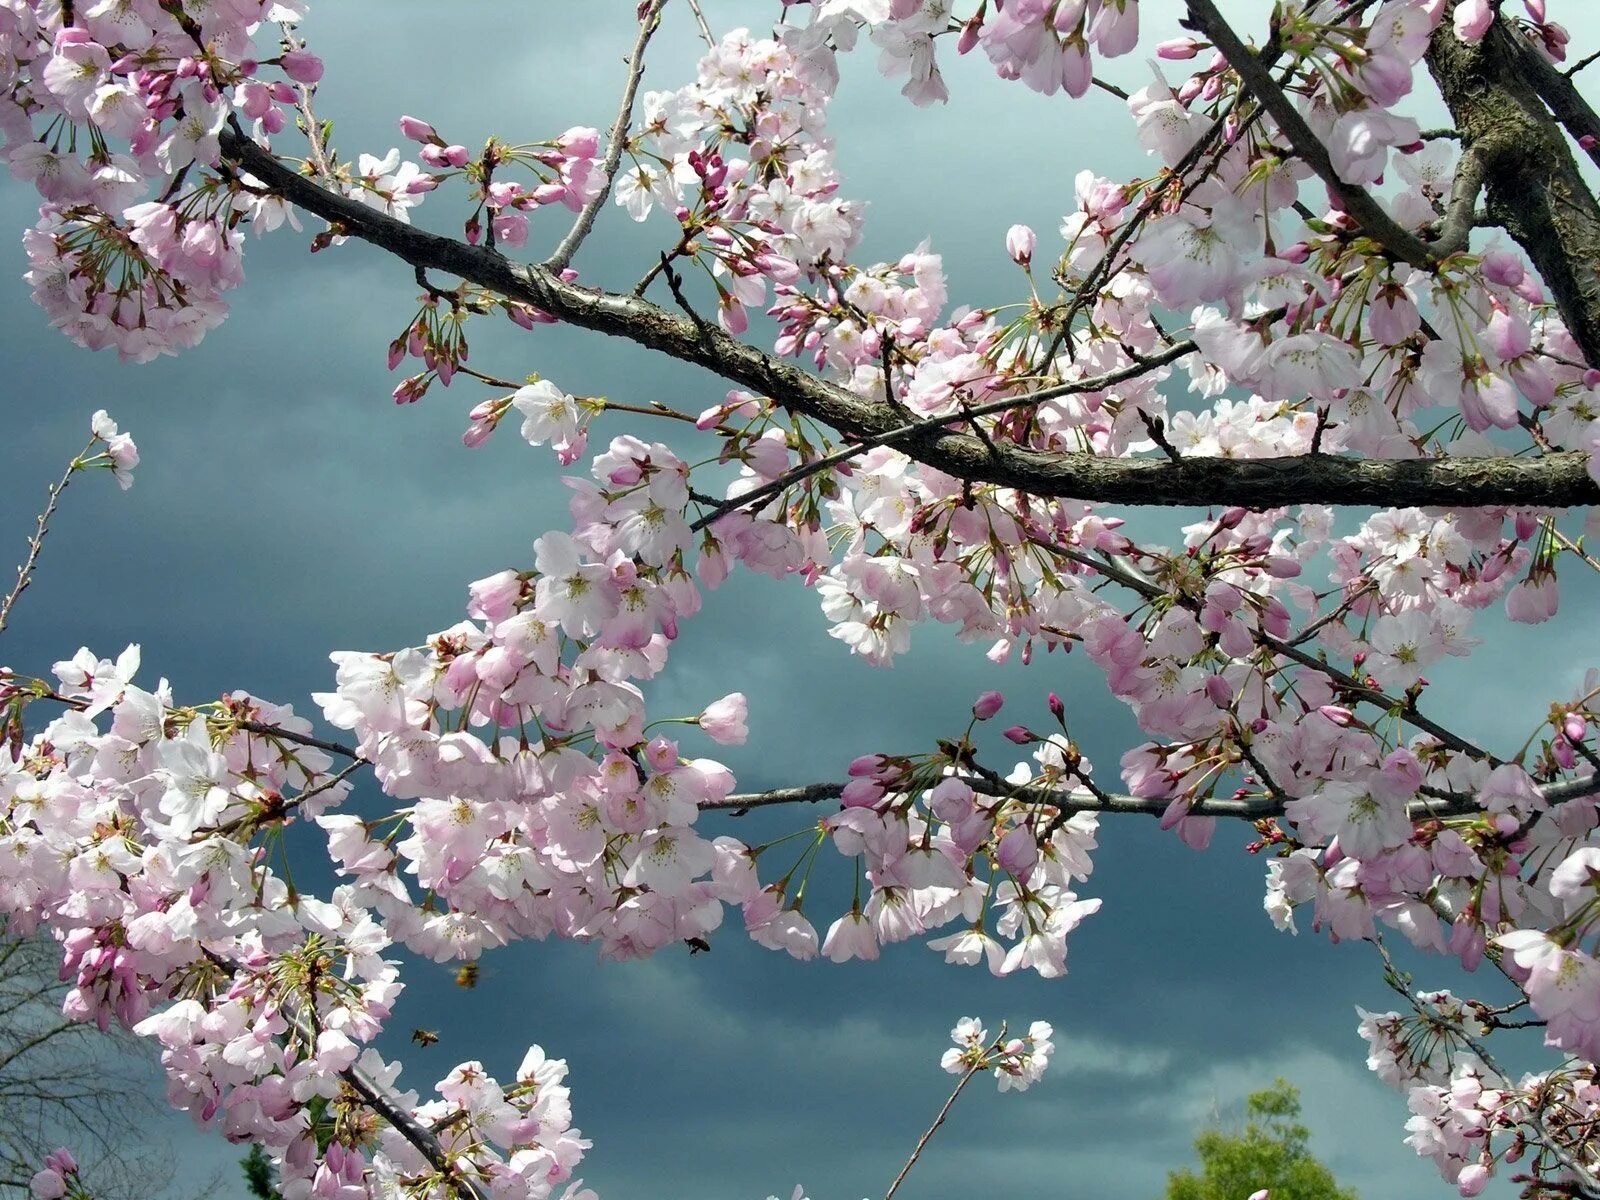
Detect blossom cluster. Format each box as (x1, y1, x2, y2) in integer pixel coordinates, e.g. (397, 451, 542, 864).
(1, 643, 593, 1200)
(6, 1, 1600, 1198)
(940, 1015, 1056, 1092)
(1359, 993, 1600, 1194)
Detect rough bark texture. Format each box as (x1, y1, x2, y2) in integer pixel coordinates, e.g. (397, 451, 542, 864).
(1427, 16, 1600, 368)
(221, 130, 1600, 511)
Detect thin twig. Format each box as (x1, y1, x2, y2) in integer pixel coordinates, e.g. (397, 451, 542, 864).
(684, 0, 716, 48)
(1137, 410, 1182, 462)
(544, 0, 667, 272)
(17, 685, 361, 761)
(200, 760, 365, 842)
(689, 341, 1197, 532)
(883, 1037, 995, 1200)
(698, 766, 1567, 822)
(0, 446, 87, 637)
(1566, 48, 1600, 78)
(1028, 536, 1496, 762)
(233, 717, 360, 759)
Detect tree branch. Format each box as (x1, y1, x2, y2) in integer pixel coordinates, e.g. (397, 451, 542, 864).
(218, 129, 1600, 510)
(22, 684, 361, 761)
(683, 0, 715, 48)
(233, 718, 359, 760)
(1511, 31, 1600, 174)
(701, 770, 1600, 823)
(1182, 0, 1438, 268)
(0, 446, 85, 637)
(883, 1040, 990, 1200)
(1427, 12, 1600, 367)
(702, 780, 1282, 819)
(1432, 139, 1490, 255)
(1029, 536, 1499, 762)
(544, 0, 666, 273)
(339, 1061, 489, 1200)
(1373, 936, 1600, 1199)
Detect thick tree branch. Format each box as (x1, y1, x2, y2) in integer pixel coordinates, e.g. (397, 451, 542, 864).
(702, 771, 1600, 823)
(1182, 0, 1438, 268)
(703, 780, 1281, 819)
(1511, 32, 1600, 174)
(690, 340, 1199, 531)
(219, 129, 1600, 510)
(1427, 13, 1600, 367)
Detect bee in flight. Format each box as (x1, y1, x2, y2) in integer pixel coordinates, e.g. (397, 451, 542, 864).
(411, 1028, 439, 1048)
(455, 962, 479, 989)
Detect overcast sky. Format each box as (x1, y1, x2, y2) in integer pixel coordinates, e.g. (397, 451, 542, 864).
(3, 3, 1599, 1198)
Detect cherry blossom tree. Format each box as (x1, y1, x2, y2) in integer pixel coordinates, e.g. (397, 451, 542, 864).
(4, 0, 1600, 1197)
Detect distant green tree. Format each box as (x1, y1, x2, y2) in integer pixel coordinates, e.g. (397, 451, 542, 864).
(1164, 1080, 1358, 1200)
(240, 1145, 281, 1200)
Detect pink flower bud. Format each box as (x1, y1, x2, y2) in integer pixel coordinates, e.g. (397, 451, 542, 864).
(1564, 712, 1588, 743)
(1204, 674, 1233, 707)
(400, 115, 439, 143)
(1318, 705, 1354, 726)
(558, 126, 601, 158)
(699, 693, 749, 745)
(1048, 692, 1064, 719)
(996, 825, 1039, 875)
(279, 49, 324, 84)
(1479, 548, 1512, 583)
(972, 690, 1005, 720)
(1002, 726, 1033, 745)
(1554, 735, 1576, 770)
(851, 755, 889, 784)
(1156, 37, 1200, 59)
(841, 778, 885, 808)
(1480, 250, 1525, 288)
(1005, 223, 1035, 266)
